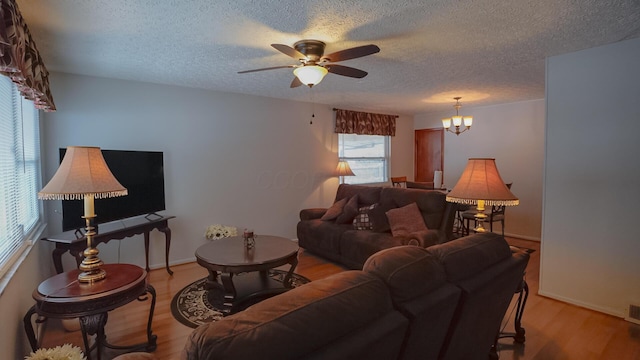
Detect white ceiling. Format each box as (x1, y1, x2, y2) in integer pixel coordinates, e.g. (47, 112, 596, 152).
(17, 0, 640, 116)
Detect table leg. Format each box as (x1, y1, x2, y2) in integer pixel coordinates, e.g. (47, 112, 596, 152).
(143, 285, 158, 351)
(513, 280, 529, 343)
(23, 305, 40, 351)
(220, 272, 236, 314)
(283, 255, 299, 288)
(157, 224, 173, 275)
(79, 312, 108, 360)
(495, 278, 529, 354)
(144, 231, 150, 273)
(52, 247, 66, 274)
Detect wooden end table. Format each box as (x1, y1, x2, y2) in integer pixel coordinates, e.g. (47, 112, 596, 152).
(195, 235, 299, 314)
(23, 264, 157, 360)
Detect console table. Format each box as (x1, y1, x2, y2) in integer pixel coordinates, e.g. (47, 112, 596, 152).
(42, 214, 175, 275)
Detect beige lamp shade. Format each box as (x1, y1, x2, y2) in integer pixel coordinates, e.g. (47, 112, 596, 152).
(38, 146, 128, 201)
(446, 158, 518, 206)
(335, 161, 355, 176)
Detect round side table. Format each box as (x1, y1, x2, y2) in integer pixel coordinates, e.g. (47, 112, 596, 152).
(23, 263, 157, 360)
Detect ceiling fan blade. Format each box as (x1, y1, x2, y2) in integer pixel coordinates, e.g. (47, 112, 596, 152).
(238, 65, 296, 74)
(271, 44, 306, 59)
(321, 44, 380, 62)
(326, 64, 368, 78)
(290, 77, 303, 88)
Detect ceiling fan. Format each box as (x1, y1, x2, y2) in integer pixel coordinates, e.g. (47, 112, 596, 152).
(238, 40, 380, 88)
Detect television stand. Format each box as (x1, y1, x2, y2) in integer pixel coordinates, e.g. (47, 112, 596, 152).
(43, 214, 175, 275)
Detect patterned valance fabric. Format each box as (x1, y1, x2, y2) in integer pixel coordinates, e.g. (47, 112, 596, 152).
(0, 0, 56, 111)
(335, 109, 396, 136)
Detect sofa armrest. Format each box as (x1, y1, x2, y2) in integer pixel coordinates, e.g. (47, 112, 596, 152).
(300, 208, 328, 220)
(395, 230, 442, 248)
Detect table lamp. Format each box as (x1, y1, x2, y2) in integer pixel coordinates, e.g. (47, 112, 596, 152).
(446, 158, 518, 233)
(38, 146, 127, 283)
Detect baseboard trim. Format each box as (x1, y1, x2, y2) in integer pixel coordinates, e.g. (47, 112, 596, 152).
(504, 232, 540, 242)
(537, 290, 625, 318)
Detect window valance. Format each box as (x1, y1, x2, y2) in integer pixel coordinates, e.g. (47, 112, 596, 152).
(334, 108, 396, 136)
(0, 0, 56, 111)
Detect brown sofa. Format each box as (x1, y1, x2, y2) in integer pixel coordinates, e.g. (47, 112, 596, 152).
(182, 233, 530, 360)
(297, 184, 456, 269)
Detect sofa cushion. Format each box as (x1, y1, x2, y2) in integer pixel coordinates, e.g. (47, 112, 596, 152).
(368, 201, 395, 233)
(339, 230, 403, 269)
(336, 195, 359, 224)
(386, 202, 428, 237)
(427, 232, 512, 282)
(380, 187, 447, 229)
(363, 245, 446, 303)
(297, 219, 350, 256)
(335, 184, 381, 206)
(320, 197, 348, 221)
(353, 204, 377, 230)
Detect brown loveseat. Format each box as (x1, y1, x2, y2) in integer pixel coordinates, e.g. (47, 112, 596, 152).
(182, 233, 530, 360)
(297, 184, 456, 269)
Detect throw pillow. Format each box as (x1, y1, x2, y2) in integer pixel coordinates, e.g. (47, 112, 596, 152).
(368, 202, 396, 233)
(336, 195, 359, 224)
(320, 197, 348, 221)
(386, 202, 428, 237)
(353, 204, 377, 230)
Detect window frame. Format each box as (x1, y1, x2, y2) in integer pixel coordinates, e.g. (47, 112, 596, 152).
(338, 133, 390, 185)
(0, 75, 44, 285)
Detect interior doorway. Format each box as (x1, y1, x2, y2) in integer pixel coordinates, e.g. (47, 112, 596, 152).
(415, 128, 443, 182)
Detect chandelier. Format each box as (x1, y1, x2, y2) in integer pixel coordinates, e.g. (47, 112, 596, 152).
(442, 97, 473, 135)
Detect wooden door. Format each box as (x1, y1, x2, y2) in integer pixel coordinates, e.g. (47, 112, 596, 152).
(415, 129, 444, 182)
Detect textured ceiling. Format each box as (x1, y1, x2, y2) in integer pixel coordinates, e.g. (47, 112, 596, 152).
(17, 0, 640, 115)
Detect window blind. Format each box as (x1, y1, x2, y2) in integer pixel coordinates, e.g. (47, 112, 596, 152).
(0, 75, 41, 277)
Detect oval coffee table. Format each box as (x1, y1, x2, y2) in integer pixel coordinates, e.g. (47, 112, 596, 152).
(195, 235, 299, 314)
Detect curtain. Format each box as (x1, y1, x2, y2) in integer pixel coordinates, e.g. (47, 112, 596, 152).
(335, 109, 396, 136)
(0, 0, 56, 111)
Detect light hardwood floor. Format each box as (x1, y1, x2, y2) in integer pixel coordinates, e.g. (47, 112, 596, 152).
(39, 237, 640, 359)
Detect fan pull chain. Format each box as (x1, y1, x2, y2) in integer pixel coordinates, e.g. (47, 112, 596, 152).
(310, 87, 315, 125)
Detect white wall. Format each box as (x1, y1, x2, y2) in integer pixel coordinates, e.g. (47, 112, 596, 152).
(390, 116, 415, 180)
(39, 72, 413, 270)
(0, 241, 55, 359)
(414, 100, 545, 240)
(541, 37, 640, 318)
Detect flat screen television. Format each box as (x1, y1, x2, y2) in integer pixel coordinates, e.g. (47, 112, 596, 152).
(60, 148, 166, 231)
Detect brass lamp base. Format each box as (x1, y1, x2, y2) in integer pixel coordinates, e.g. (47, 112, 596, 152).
(78, 216, 106, 283)
(78, 268, 106, 283)
(78, 249, 106, 283)
(473, 200, 488, 233)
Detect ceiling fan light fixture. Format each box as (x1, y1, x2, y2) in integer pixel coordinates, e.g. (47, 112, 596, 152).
(294, 65, 328, 87)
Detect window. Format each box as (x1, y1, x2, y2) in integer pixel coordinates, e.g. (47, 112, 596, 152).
(0, 76, 42, 278)
(338, 133, 389, 184)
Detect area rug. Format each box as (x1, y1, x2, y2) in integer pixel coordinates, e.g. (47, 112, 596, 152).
(171, 269, 310, 328)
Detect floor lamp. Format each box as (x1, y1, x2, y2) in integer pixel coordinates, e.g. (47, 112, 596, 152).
(39, 146, 128, 283)
(335, 160, 355, 183)
(446, 158, 518, 233)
